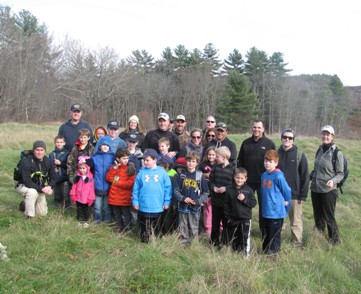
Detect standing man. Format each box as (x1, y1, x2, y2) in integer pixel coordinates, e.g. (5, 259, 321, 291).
(203, 122, 237, 163)
(202, 115, 217, 135)
(237, 119, 275, 235)
(16, 140, 56, 218)
(277, 128, 309, 247)
(58, 104, 93, 151)
(174, 114, 190, 150)
(142, 112, 180, 159)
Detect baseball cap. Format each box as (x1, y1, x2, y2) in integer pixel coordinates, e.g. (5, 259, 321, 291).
(70, 104, 82, 112)
(107, 120, 120, 130)
(158, 113, 170, 121)
(126, 134, 138, 143)
(157, 155, 173, 165)
(140, 148, 158, 159)
(321, 125, 335, 135)
(176, 114, 186, 122)
(216, 122, 227, 131)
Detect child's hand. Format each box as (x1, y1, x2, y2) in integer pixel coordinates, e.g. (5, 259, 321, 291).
(218, 187, 226, 193)
(133, 205, 139, 211)
(163, 205, 169, 210)
(184, 197, 195, 205)
(237, 193, 245, 201)
(54, 159, 61, 165)
(284, 201, 289, 206)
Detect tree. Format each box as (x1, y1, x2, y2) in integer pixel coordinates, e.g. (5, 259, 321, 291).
(127, 49, 154, 74)
(223, 48, 244, 74)
(202, 43, 222, 75)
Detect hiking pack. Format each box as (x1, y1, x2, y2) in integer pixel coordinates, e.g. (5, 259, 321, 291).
(13, 150, 34, 182)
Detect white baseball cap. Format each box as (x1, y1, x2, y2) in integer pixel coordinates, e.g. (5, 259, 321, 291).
(321, 125, 335, 135)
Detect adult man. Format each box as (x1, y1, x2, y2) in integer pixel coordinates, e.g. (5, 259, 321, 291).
(93, 120, 126, 154)
(174, 114, 190, 150)
(58, 104, 93, 151)
(202, 115, 217, 135)
(237, 120, 276, 235)
(277, 128, 309, 247)
(16, 140, 56, 218)
(203, 122, 237, 163)
(142, 112, 180, 159)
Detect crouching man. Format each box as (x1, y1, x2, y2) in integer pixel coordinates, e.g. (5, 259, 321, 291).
(17, 140, 56, 218)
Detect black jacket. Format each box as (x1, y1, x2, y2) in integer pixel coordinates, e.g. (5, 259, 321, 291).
(277, 145, 309, 201)
(204, 137, 237, 163)
(209, 163, 234, 207)
(224, 184, 257, 221)
(142, 128, 180, 153)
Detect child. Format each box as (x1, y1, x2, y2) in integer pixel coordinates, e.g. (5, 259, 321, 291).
(132, 149, 172, 243)
(106, 148, 136, 234)
(158, 137, 176, 163)
(67, 128, 94, 183)
(174, 151, 209, 246)
(93, 120, 126, 154)
(209, 146, 235, 248)
(69, 156, 95, 228)
(126, 135, 143, 172)
(224, 168, 257, 256)
(198, 146, 217, 237)
(49, 135, 70, 208)
(93, 126, 107, 146)
(92, 136, 115, 224)
(261, 150, 291, 255)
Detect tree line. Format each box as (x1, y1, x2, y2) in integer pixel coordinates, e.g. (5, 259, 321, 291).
(0, 6, 353, 136)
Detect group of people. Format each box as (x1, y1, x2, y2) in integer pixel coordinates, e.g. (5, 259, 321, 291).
(15, 103, 345, 255)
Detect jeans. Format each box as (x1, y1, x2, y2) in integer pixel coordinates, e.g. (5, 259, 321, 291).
(94, 195, 111, 224)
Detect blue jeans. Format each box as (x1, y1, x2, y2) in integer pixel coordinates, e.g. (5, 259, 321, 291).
(94, 195, 111, 224)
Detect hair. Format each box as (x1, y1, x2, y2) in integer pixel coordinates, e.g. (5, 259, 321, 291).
(94, 126, 107, 140)
(185, 151, 200, 163)
(234, 167, 247, 177)
(190, 128, 202, 137)
(201, 146, 217, 163)
(158, 137, 170, 146)
(253, 119, 264, 127)
(264, 150, 279, 163)
(215, 146, 231, 160)
(124, 123, 144, 135)
(202, 127, 217, 146)
(159, 161, 173, 171)
(78, 128, 91, 137)
(115, 148, 130, 158)
(54, 135, 65, 143)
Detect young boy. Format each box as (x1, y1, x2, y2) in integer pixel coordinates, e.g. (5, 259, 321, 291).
(174, 151, 209, 246)
(49, 135, 70, 208)
(209, 146, 235, 248)
(224, 168, 257, 256)
(93, 120, 126, 154)
(92, 136, 115, 224)
(131, 149, 172, 243)
(158, 137, 176, 163)
(261, 150, 291, 255)
(126, 135, 143, 172)
(67, 128, 94, 183)
(106, 148, 136, 234)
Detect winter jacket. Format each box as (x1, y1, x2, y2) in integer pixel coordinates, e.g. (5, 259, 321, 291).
(67, 141, 94, 179)
(277, 145, 309, 201)
(142, 128, 180, 153)
(204, 137, 237, 163)
(49, 147, 70, 183)
(106, 165, 136, 206)
(69, 164, 95, 206)
(93, 135, 127, 155)
(128, 148, 143, 172)
(58, 119, 93, 151)
(224, 184, 257, 221)
(237, 135, 276, 185)
(178, 141, 203, 158)
(310, 144, 344, 193)
(209, 163, 235, 207)
(119, 130, 145, 150)
(261, 168, 291, 219)
(132, 166, 172, 213)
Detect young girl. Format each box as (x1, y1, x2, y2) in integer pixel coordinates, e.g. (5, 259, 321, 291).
(198, 146, 217, 237)
(70, 156, 95, 228)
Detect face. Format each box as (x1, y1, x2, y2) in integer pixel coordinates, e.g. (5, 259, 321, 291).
(186, 159, 198, 171)
(108, 128, 119, 138)
(55, 139, 65, 149)
(234, 173, 247, 187)
(158, 143, 169, 154)
(143, 156, 157, 168)
(96, 129, 106, 139)
(129, 120, 138, 130)
(191, 131, 202, 145)
(79, 135, 90, 145)
(321, 131, 333, 144)
(281, 131, 294, 150)
(117, 156, 129, 166)
(206, 131, 216, 142)
(78, 165, 87, 175)
(71, 110, 82, 122)
(252, 122, 264, 139)
(158, 118, 170, 131)
(168, 122, 174, 131)
(216, 153, 226, 164)
(215, 129, 227, 141)
(33, 147, 46, 161)
(176, 120, 186, 132)
(206, 116, 216, 128)
(100, 145, 110, 153)
(264, 159, 277, 172)
(126, 140, 138, 149)
(207, 150, 216, 163)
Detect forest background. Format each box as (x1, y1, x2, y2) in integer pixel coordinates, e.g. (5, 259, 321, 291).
(1, 5, 360, 138)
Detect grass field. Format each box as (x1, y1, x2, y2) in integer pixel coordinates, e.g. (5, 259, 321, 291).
(0, 123, 360, 293)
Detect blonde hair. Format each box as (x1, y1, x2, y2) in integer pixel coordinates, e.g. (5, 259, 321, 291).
(78, 128, 91, 138)
(215, 146, 231, 160)
(158, 137, 170, 146)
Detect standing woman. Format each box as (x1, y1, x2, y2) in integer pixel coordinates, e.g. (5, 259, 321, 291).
(119, 115, 145, 150)
(202, 128, 216, 147)
(310, 125, 344, 245)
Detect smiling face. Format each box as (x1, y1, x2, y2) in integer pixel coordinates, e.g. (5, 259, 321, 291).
(107, 128, 119, 138)
(206, 116, 216, 129)
(175, 120, 186, 132)
(55, 138, 65, 149)
(234, 173, 247, 188)
(158, 142, 169, 155)
(79, 135, 90, 146)
(215, 128, 227, 141)
(78, 164, 88, 175)
(264, 159, 277, 172)
(281, 131, 294, 150)
(71, 110, 82, 123)
(206, 131, 216, 142)
(143, 156, 157, 168)
(33, 147, 46, 161)
(207, 149, 216, 164)
(321, 131, 334, 144)
(191, 131, 202, 145)
(252, 121, 264, 140)
(158, 118, 170, 131)
(129, 120, 138, 130)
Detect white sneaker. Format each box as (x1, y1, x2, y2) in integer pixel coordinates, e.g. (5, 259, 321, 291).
(77, 222, 82, 227)
(83, 222, 89, 228)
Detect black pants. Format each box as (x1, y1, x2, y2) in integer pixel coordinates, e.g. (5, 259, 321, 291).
(263, 218, 283, 254)
(211, 205, 228, 246)
(228, 219, 251, 254)
(311, 190, 340, 243)
(138, 213, 162, 243)
(76, 202, 90, 222)
(54, 181, 70, 207)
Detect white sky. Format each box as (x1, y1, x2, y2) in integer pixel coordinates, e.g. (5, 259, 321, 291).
(3, 0, 361, 86)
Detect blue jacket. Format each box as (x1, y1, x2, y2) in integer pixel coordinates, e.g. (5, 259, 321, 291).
(261, 168, 291, 219)
(93, 135, 126, 155)
(92, 137, 115, 195)
(132, 166, 172, 213)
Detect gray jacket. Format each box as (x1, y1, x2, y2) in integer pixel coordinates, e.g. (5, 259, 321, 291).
(310, 144, 344, 193)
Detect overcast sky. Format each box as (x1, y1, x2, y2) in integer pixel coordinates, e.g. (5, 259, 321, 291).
(3, 0, 360, 86)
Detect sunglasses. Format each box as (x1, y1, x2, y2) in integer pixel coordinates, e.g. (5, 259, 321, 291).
(192, 136, 201, 139)
(207, 121, 215, 123)
(207, 134, 216, 138)
(282, 136, 294, 140)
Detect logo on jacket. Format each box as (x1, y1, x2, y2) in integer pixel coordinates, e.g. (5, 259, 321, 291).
(262, 179, 272, 189)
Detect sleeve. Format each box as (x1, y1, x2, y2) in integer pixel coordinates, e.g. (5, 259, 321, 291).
(172, 134, 180, 152)
(106, 166, 116, 183)
(88, 180, 96, 204)
(173, 174, 185, 202)
(196, 175, 210, 205)
(178, 146, 187, 158)
(230, 142, 237, 163)
(21, 157, 41, 192)
(279, 176, 292, 213)
(298, 153, 310, 201)
(131, 173, 141, 207)
(332, 150, 345, 185)
(163, 172, 172, 206)
(223, 190, 232, 219)
(117, 174, 136, 190)
(142, 133, 151, 152)
(209, 165, 216, 191)
(237, 143, 245, 168)
(242, 187, 257, 208)
(67, 148, 77, 178)
(70, 183, 77, 202)
(47, 158, 57, 188)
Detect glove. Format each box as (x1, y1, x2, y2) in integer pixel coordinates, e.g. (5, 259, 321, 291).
(126, 164, 136, 176)
(88, 200, 94, 207)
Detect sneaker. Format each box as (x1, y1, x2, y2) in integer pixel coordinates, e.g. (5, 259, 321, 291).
(83, 222, 89, 228)
(77, 222, 83, 227)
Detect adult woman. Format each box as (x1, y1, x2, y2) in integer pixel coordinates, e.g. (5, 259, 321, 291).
(310, 125, 344, 245)
(178, 128, 203, 158)
(202, 128, 216, 147)
(119, 115, 145, 150)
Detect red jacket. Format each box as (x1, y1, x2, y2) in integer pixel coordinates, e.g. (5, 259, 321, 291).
(106, 165, 136, 206)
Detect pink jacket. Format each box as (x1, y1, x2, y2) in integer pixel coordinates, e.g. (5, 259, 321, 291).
(69, 164, 96, 206)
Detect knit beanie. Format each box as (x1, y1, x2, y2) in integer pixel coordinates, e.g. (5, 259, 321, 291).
(33, 140, 46, 151)
(128, 115, 139, 124)
(281, 128, 296, 140)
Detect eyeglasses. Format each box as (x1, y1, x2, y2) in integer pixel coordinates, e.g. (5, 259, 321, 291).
(207, 121, 215, 123)
(192, 136, 201, 139)
(282, 136, 294, 140)
(207, 134, 215, 138)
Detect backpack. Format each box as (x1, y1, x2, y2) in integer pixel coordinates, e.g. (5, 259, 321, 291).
(13, 150, 34, 182)
(316, 147, 349, 194)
